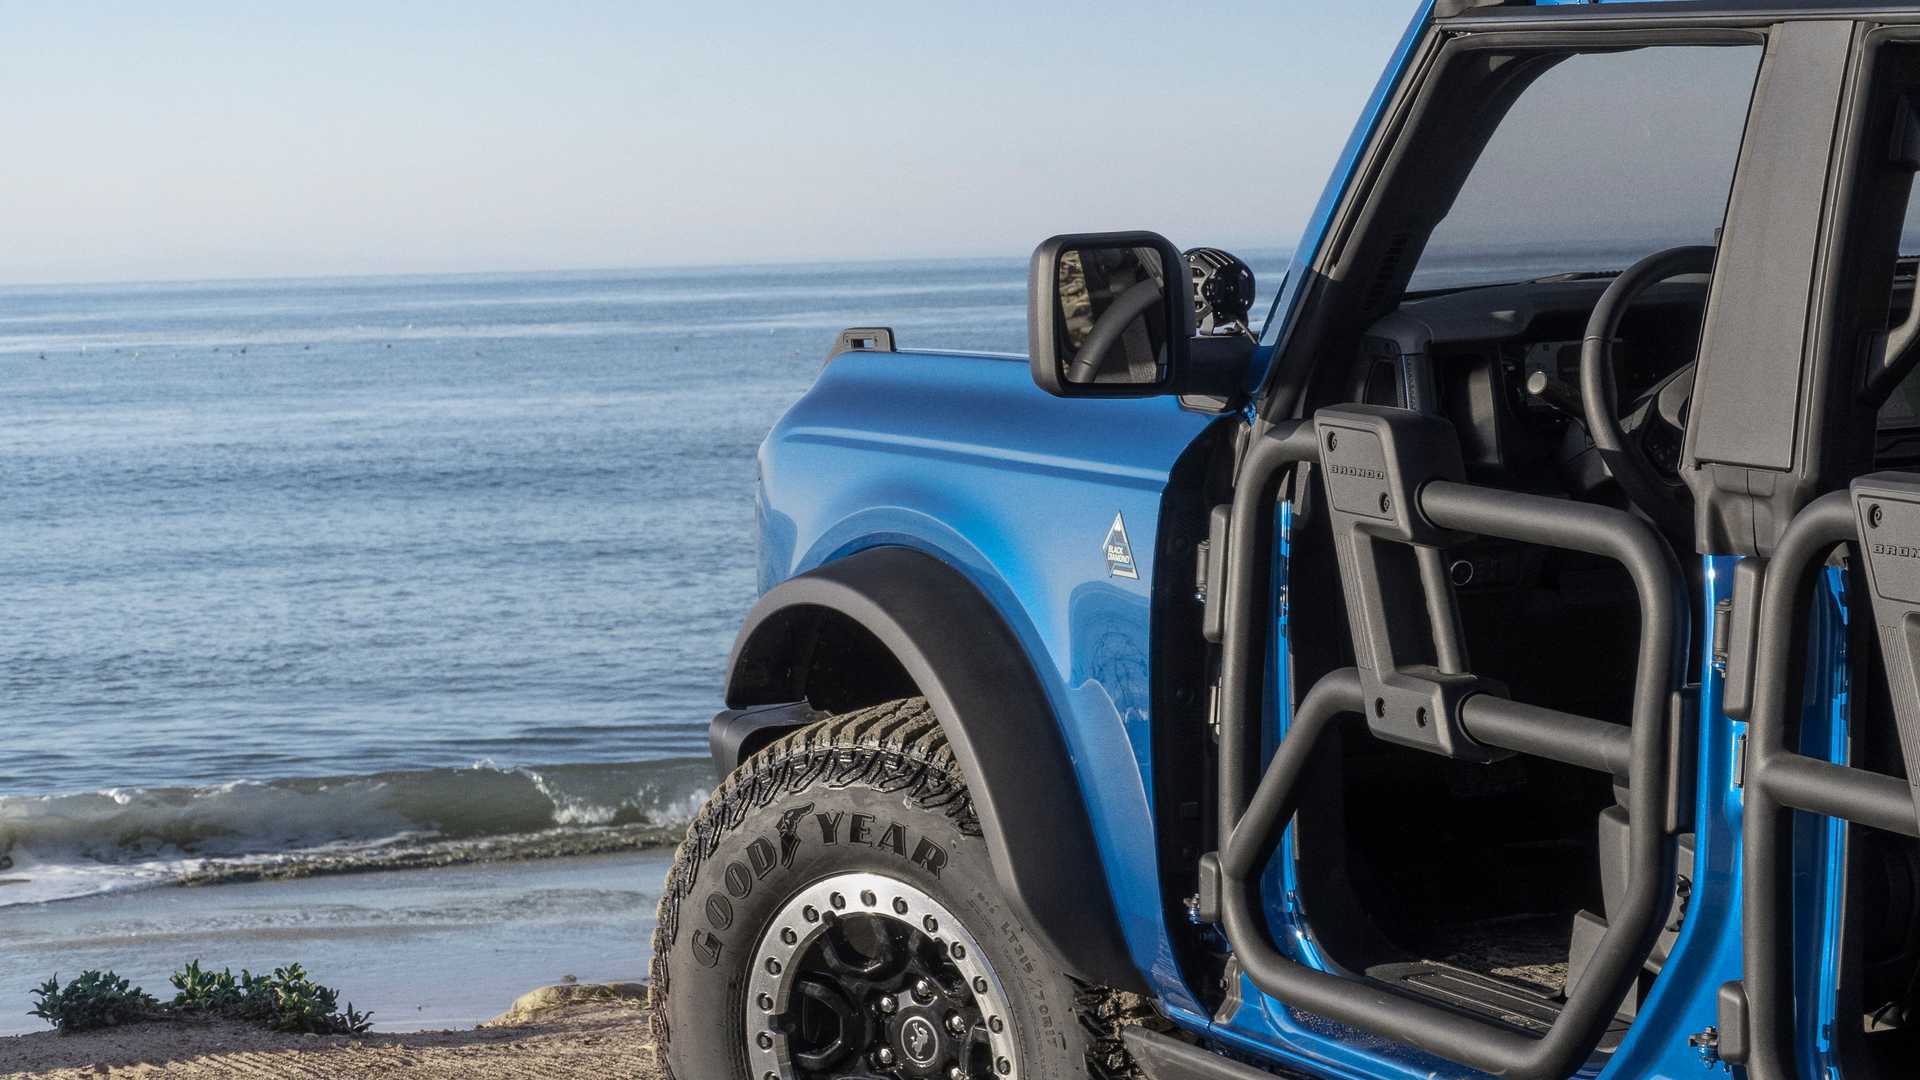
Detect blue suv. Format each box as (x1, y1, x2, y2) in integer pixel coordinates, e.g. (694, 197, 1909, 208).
(654, 2, 1920, 1077)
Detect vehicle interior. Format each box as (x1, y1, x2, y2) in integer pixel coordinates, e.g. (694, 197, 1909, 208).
(1283, 266, 1712, 1045)
(1209, 33, 1920, 1065)
(1309, 270, 1705, 1016)
(1245, 41, 1752, 1043)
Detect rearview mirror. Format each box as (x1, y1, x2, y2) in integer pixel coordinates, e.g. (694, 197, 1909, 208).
(1029, 232, 1191, 397)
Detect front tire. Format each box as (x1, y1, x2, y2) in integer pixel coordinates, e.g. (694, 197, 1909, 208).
(651, 698, 1091, 1079)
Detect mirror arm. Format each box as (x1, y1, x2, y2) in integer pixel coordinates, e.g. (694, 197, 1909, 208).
(1176, 334, 1255, 399)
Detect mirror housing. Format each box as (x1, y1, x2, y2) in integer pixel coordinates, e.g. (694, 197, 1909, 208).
(1029, 231, 1191, 397)
(1028, 230, 1251, 402)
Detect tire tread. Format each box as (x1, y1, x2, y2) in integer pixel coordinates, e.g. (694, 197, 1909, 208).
(650, 697, 973, 1078)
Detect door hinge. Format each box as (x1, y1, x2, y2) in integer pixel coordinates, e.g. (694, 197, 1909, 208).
(1710, 596, 1734, 677)
(1200, 505, 1230, 643)
(1688, 1026, 1727, 1071)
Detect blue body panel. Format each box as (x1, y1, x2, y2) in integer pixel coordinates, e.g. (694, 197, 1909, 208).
(756, 348, 1217, 1010)
(1797, 568, 1852, 1078)
(747, 3, 1863, 1077)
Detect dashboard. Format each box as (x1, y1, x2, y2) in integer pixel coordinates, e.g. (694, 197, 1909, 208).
(1360, 274, 1711, 498)
(1351, 264, 1920, 613)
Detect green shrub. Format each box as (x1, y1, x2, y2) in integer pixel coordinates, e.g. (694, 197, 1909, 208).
(246, 963, 372, 1035)
(170, 961, 372, 1035)
(30, 960, 372, 1037)
(28, 971, 158, 1033)
(168, 960, 245, 1014)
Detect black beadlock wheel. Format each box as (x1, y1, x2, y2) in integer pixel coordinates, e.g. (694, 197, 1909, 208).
(651, 698, 1092, 1080)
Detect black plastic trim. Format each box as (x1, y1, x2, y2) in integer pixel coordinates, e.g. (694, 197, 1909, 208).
(1684, 20, 1856, 554)
(1722, 557, 1767, 719)
(1446, 1, 1920, 30)
(825, 326, 894, 362)
(1716, 981, 1753, 1065)
(722, 547, 1145, 992)
(708, 701, 824, 776)
(1120, 1028, 1288, 1080)
(1433, 0, 1509, 18)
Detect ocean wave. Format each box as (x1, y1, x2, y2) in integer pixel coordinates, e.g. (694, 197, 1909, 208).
(0, 758, 713, 907)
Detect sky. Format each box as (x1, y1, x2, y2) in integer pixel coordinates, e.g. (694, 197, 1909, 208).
(0, 2, 1420, 285)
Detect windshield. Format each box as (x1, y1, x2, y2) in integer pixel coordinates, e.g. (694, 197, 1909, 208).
(1410, 45, 1762, 292)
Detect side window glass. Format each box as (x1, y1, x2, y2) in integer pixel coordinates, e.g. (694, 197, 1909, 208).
(1361, 44, 1759, 490)
(1413, 46, 1761, 291)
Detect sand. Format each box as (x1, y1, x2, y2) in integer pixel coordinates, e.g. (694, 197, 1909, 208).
(0, 850, 674, 1038)
(0, 983, 663, 1079)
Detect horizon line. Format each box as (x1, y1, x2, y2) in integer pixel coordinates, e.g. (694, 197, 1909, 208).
(0, 245, 1304, 294)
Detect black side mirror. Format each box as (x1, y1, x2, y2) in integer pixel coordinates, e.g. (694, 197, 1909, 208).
(1029, 231, 1191, 397)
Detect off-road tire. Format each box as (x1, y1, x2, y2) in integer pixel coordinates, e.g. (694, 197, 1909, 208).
(651, 697, 1093, 1079)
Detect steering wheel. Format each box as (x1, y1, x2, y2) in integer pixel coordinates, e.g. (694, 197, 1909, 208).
(1579, 245, 1714, 539)
(1065, 279, 1163, 383)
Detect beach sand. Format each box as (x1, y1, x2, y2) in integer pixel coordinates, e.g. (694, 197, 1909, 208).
(0, 849, 680, 1076)
(0, 982, 662, 1078)
(0, 850, 673, 1039)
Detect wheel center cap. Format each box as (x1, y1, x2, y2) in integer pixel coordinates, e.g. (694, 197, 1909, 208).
(898, 1015, 940, 1067)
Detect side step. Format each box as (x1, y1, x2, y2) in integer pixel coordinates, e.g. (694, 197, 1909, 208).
(1366, 962, 1631, 1051)
(1121, 1028, 1301, 1079)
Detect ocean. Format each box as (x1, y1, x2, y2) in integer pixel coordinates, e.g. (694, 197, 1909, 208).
(0, 255, 1307, 911)
(0, 235, 1707, 915)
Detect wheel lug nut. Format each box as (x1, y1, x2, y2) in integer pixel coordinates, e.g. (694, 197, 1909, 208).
(948, 1068, 967, 1080)
(913, 978, 935, 1002)
(875, 1046, 895, 1066)
(878, 994, 897, 1014)
(946, 1013, 967, 1035)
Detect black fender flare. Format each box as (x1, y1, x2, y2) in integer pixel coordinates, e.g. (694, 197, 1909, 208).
(719, 546, 1146, 992)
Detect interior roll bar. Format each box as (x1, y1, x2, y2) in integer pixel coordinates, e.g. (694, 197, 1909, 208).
(1210, 405, 1689, 1080)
